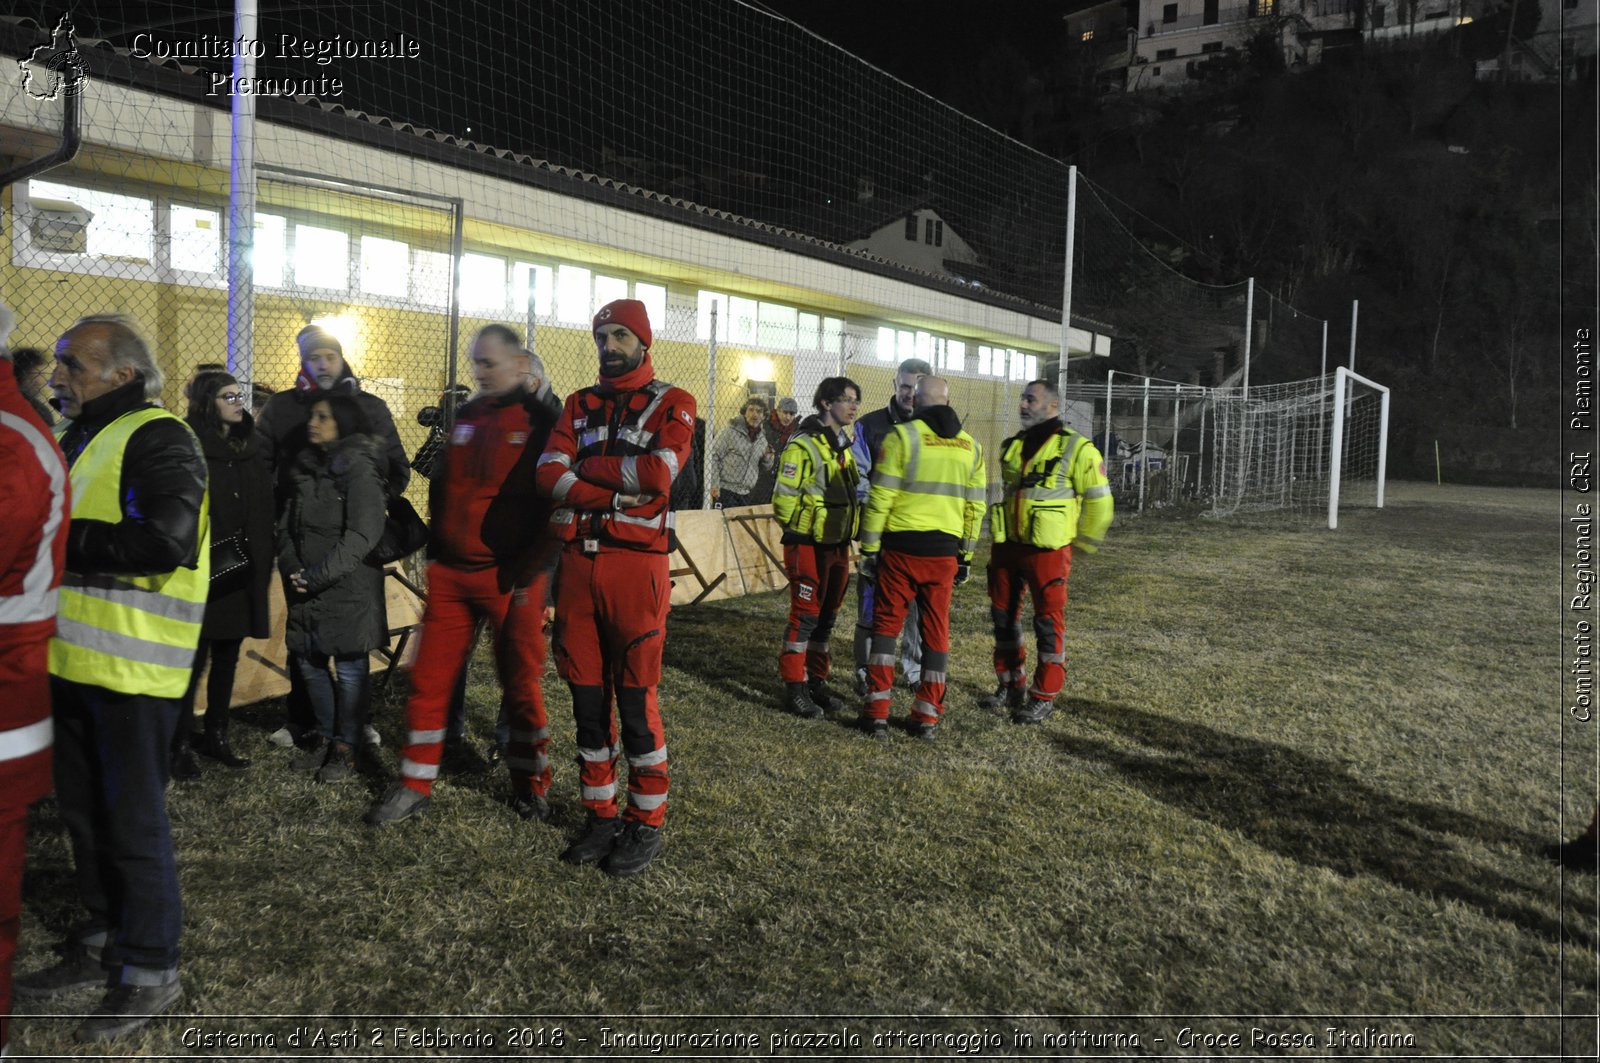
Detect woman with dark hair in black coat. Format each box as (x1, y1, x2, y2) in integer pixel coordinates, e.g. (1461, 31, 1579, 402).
(278, 392, 387, 783)
(172, 370, 276, 777)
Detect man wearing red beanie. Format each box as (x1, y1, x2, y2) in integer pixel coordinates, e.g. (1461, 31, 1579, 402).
(535, 299, 695, 876)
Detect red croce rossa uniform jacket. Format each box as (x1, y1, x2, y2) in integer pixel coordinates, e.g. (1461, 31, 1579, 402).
(428, 382, 563, 579)
(0, 359, 69, 809)
(535, 356, 696, 554)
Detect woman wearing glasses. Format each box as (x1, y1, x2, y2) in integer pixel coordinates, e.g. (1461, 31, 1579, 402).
(174, 371, 275, 777)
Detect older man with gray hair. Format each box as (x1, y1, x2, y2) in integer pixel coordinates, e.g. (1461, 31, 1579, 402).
(16, 316, 207, 1040)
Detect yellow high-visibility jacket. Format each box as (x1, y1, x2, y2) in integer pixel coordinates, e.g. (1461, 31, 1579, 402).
(859, 409, 986, 562)
(991, 425, 1113, 552)
(772, 422, 861, 545)
(49, 408, 209, 698)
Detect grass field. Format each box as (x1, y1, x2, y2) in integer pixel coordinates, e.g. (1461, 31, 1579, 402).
(12, 482, 1597, 1058)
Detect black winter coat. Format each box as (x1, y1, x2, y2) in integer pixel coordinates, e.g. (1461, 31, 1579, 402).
(188, 414, 275, 641)
(277, 435, 387, 657)
(57, 379, 206, 577)
(256, 369, 409, 506)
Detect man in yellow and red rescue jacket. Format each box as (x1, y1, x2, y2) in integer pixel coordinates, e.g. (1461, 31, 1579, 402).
(0, 305, 69, 1058)
(365, 324, 563, 827)
(535, 300, 696, 877)
(984, 378, 1113, 725)
(856, 375, 986, 741)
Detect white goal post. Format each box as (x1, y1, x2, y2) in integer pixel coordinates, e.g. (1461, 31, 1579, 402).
(1328, 366, 1390, 530)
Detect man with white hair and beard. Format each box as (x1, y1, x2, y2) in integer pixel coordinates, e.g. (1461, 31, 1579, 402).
(982, 378, 1113, 725)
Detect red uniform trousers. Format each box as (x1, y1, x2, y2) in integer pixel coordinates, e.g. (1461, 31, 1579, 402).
(0, 808, 24, 1055)
(779, 542, 852, 684)
(865, 551, 954, 726)
(987, 541, 1072, 702)
(554, 547, 671, 828)
(398, 562, 551, 800)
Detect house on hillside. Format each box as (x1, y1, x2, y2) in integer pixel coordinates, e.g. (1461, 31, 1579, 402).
(771, 180, 984, 280)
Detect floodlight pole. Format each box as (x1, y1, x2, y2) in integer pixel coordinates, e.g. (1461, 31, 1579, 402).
(1348, 299, 1360, 371)
(226, 0, 257, 402)
(704, 303, 719, 510)
(1058, 165, 1077, 395)
(1242, 277, 1255, 399)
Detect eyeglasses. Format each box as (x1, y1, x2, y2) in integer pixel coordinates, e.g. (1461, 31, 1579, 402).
(218, 392, 246, 405)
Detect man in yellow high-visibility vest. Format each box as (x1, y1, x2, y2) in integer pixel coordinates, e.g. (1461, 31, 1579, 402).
(856, 376, 986, 740)
(16, 317, 207, 1041)
(984, 379, 1113, 725)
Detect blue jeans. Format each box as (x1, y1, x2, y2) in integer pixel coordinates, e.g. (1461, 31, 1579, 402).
(50, 678, 182, 982)
(296, 653, 370, 746)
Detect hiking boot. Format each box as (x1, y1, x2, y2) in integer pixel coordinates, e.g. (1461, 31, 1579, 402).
(315, 742, 355, 783)
(980, 685, 1025, 712)
(560, 814, 622, 865)
(289, 735, 328, 772)
(14, 945, 106, 999)
(1544, 835, 1599, 872)
(603, 820, 664, 877)
(806, 679, 843, 714)
(75, 979, 183, 1042)
(365, 783, 429, 826)
(909, 720, 938, 741)
(1012, 698, 1056, 726)
(785, 683, 822, 720)
(511, 791, 551, 822)
(857, 714, 890, 742)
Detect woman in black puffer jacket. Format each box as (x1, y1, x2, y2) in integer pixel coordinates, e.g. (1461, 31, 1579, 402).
(277, 392, 387, 783)
(173, 371, 276, 777)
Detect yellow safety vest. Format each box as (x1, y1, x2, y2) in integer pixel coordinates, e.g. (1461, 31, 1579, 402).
(771, 430, 860, 544)
(859, 419, 986, 560)
(49, 407, 210, 698)
(991, 427, 1113, 552)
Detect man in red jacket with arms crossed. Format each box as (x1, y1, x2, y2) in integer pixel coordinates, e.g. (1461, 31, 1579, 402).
(537, 300, 695, 877)
(0, 303, 69, 1055)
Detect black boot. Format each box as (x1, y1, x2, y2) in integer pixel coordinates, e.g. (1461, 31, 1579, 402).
(785, 682, 822, 719)
(201, 731, 251, 769)
(170, 727, 202, 783)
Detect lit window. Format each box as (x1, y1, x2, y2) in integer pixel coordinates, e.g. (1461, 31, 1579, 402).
(293, 223, 348, 290)
(897, 330, 915, 361)
(1024, 354, 1039, 381)
(697, 290, 730, 341)
(823, 317, 845, 356)
(413, 250, 452, 307)
(360, 236, 410, 298)
(1082, 29, 1095, 42)
(29, 180, 153, 261)
(556, 265, 592, 324)
(947, 340, 965, 373)
(460, 253, 507, 313)
(759, 302, 798, 349)
(511, 262, 553, 318)
(797, 312, 821, 351)
(634, 282, 666, 336)
(251, 214, 286, 287)
(876, 327, 896, 362)
(593, 273, 628, 314)
(1010, 349, 1027, 381)
(1251, 0, 1275, 14)
(729, 297, 759, 344)
(169, 204, 221, 276)
(915, 331, 933, 362)
(978, 345, 993, 375)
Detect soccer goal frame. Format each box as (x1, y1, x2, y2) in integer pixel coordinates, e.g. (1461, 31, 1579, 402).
(1327, 366, 1390, 530)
